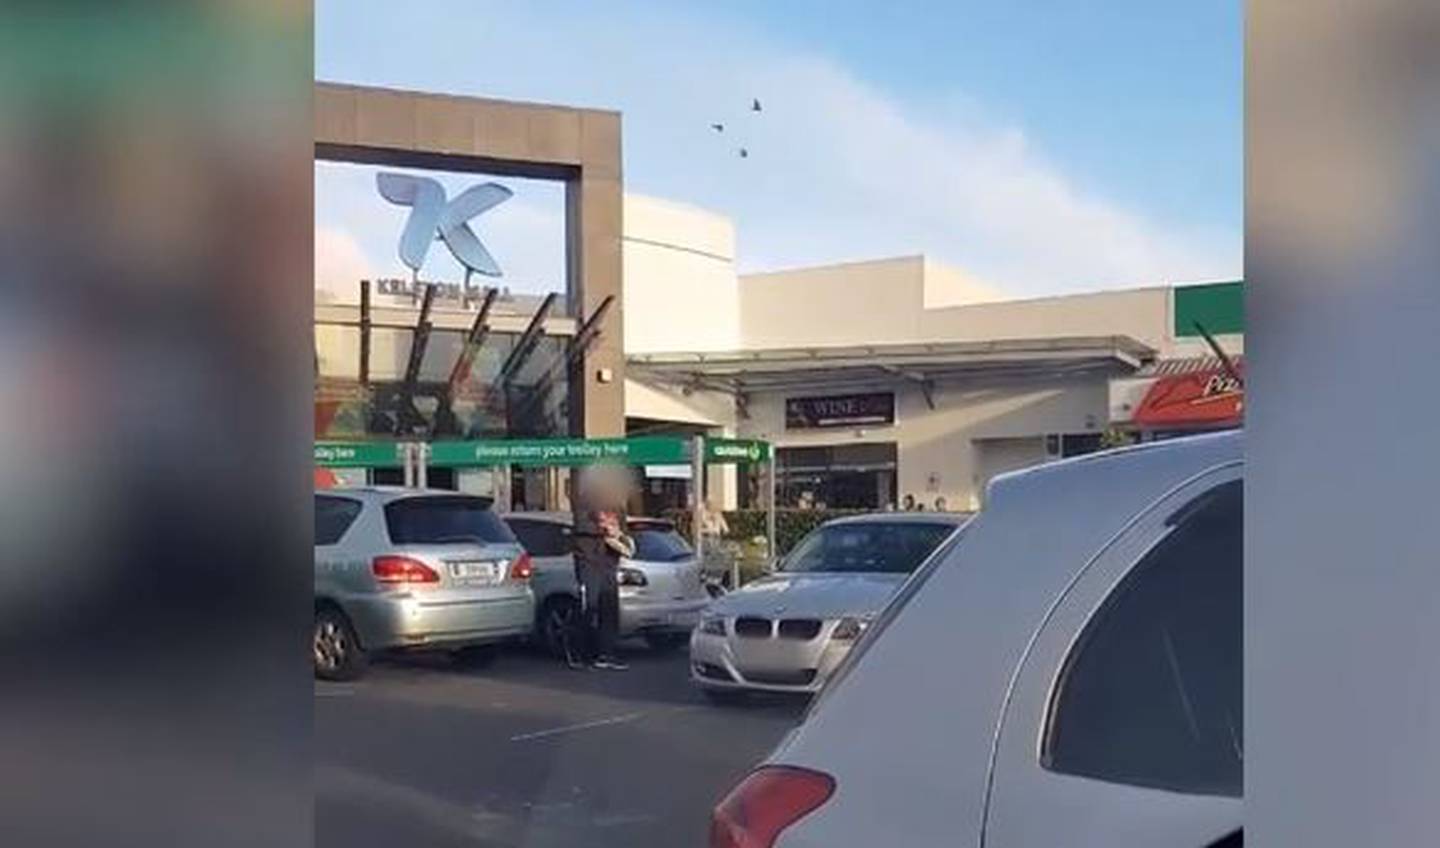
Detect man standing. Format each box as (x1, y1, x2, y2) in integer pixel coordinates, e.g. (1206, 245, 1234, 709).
(570, 466, 634, 670)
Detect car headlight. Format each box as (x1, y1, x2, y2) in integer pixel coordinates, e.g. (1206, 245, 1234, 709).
(618, 567, 648, 587)
(831, 615, 874, 641)
(699, 615, 727, 636)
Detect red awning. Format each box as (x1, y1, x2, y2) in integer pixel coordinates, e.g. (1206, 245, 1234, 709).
(1132, 358, 1244, 428)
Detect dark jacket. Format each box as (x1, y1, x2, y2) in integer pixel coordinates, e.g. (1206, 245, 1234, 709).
(571, 508, 626, 571)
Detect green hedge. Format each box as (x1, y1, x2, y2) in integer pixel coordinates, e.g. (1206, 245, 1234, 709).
(664, 508, 869, 555)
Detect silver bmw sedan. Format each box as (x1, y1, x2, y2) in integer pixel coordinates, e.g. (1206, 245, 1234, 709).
(689, 511, 968, 699)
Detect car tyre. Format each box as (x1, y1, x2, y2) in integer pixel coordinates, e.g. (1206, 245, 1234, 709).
(314, 606, 367, 681)
(644, 632, 689, 652)
(538, 595, 582, 658)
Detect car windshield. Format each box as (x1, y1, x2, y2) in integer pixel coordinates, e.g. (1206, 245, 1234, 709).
(631, 528, 693, 562)
(780, 521, 956, 574)
(384, 496, 516, 546)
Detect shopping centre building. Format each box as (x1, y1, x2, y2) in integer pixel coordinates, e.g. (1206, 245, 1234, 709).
(313, 84, 1243, 512)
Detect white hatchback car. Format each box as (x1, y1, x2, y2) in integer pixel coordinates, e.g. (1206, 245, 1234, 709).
(711, 431, 1243, 848)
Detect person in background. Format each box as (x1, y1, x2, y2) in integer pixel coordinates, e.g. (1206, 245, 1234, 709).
(700, 498, 732, 588)
(700, 498, 729, 542)
(934, 496, 948, 512)
(902, 493, 917, 511)
(570, 466, 634, 671)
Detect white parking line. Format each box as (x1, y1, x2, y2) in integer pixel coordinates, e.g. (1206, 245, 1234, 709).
(509, 712, 644, 742)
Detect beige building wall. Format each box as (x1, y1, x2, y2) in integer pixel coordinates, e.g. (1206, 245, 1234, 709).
(623, 194, 741, 353)
(738, 256, 1172, 350)
(617, 200, 1240, 512)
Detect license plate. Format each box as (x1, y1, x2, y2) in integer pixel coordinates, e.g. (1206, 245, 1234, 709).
(448, 560, 501, 584)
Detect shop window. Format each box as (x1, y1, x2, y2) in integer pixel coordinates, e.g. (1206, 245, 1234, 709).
(1060, 433, 1105, 458)
(776, 442, 898, 510)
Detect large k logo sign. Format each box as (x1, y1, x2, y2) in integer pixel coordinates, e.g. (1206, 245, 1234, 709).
(377, 172, 513, 277)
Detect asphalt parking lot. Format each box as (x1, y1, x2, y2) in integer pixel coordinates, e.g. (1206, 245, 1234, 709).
(316, 643, 807, 848)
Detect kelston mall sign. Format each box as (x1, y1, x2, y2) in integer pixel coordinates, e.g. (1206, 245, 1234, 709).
(369, 171, 514, 307)
(372, 276, 491, 307)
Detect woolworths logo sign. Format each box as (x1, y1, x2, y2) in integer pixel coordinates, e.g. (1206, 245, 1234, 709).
(705, 439, 767, 463)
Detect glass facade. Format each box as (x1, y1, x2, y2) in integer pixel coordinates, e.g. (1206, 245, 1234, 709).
(315, 158, 577, 446)
(774, 442, 899, 510)
(315, 328, 573, 441)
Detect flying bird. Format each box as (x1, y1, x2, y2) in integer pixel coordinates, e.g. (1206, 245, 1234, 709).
(738, 147, 749, 158)
(710, 122, 725, 132)
(751, 98, 762, 112)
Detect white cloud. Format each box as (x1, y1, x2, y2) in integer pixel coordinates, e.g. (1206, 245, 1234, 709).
(315, 226, 373, 304)
(317, 2, 1241, 297)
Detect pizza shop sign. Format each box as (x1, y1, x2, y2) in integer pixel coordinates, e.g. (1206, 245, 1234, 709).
(1132, 362, 1244, 428)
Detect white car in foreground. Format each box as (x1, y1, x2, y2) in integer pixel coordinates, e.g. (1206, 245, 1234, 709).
(711, 431, 1244, 848)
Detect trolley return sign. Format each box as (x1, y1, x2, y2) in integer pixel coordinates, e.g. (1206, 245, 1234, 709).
(430, 437, 689, 468)
(314, 442, 404, 468)
(316, 437, 771, 469)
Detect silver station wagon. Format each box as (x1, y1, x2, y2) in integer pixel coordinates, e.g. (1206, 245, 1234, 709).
(503, 512, 713, 654)
(313, 489, 536, 680)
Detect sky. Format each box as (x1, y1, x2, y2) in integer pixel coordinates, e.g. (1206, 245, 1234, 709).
(316, 0, 1240, 299)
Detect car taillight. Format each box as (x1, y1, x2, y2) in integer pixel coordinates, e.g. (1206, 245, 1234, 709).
(371, 555, 440, 584)
(508, 552, 534, 581)
(710, 765, 836, 848)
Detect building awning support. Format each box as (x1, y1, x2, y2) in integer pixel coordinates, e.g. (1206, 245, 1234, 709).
(629, 335, 1155, 397)
(878, 364, 935, 409)
(498, 292, 558, 385)
(508, 295, 615, 429)
(448, 287, 499, 391)
(394, 283, 437, 434)
(358, 279, 372, 386)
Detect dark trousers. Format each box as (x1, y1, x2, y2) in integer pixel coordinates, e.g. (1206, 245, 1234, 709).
(577, 562, 620, 660)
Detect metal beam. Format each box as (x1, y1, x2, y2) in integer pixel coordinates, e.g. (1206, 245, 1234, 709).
(877, 364, 935, 410)
(498, 292, 558, 385)
(402, 283, 437, 387)
(359, 279, 371, 385)
(507, 295, 616, 426)
(568, 295, 615, 361)
(446, 286, 499, 393)
(394, 283, 436, 435)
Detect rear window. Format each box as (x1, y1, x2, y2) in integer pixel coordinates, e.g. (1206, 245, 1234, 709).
(781, 521, 956, 574)
(631, 528, 693, 562)
(315, 495, 363, 546)
(506, 517, 572, 557)
(384, 496, 516, 546)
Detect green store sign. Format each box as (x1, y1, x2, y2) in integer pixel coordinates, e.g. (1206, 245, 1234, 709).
(429, 436, 691, 468)
(315, 437, 773, 469)
(705, 438, 770, 464)
(314, 442, 403, 468)
(1175, 281, 1244, 337)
